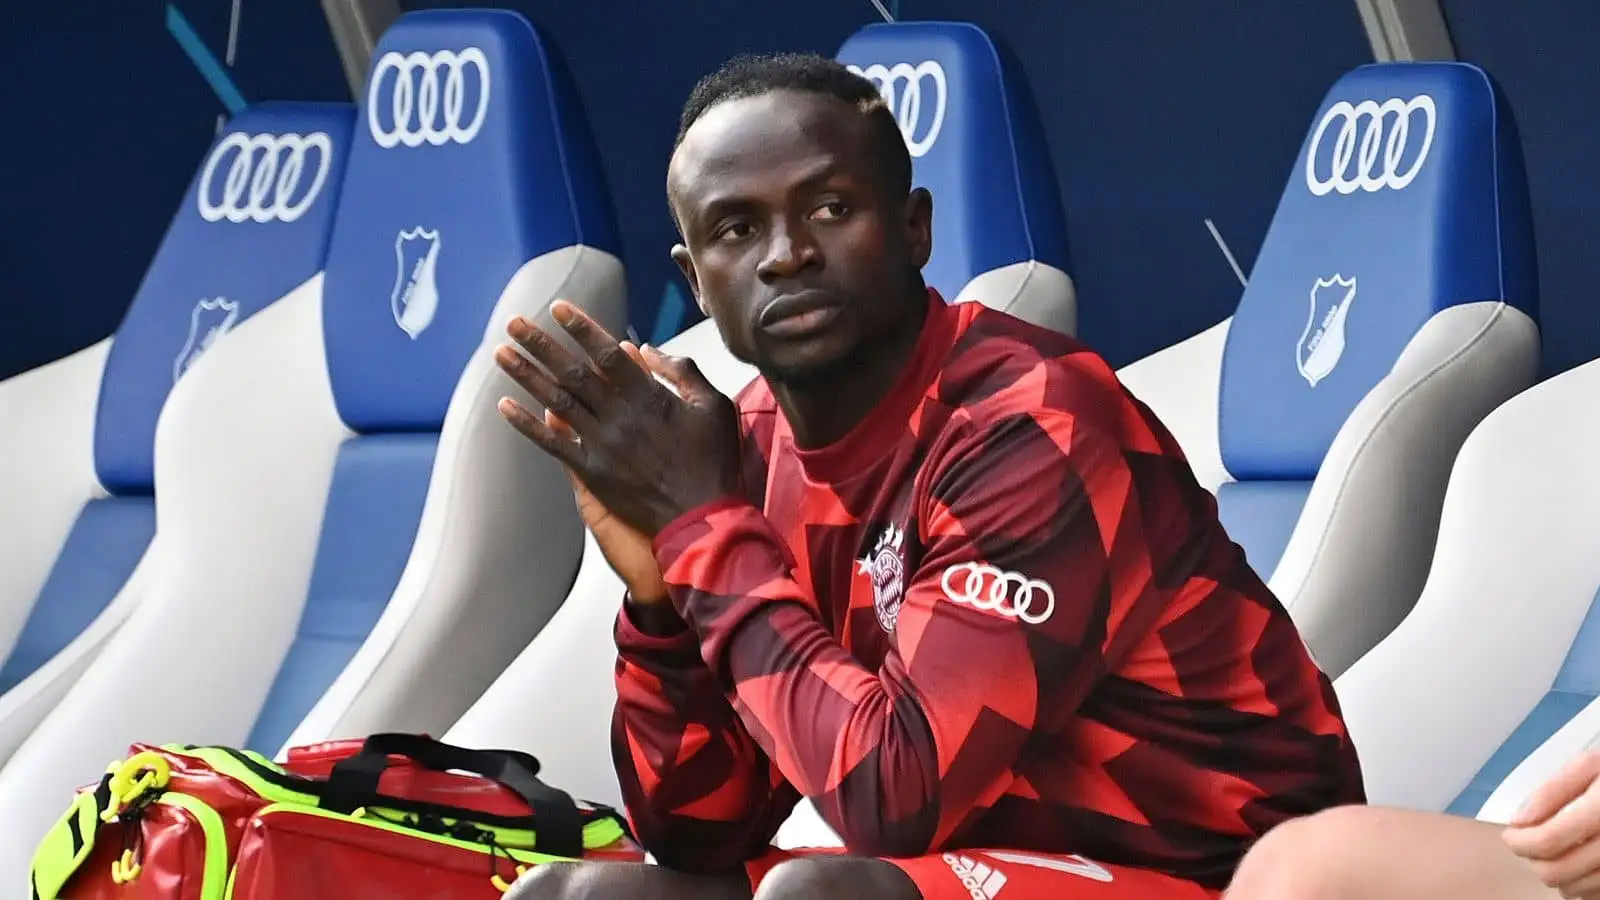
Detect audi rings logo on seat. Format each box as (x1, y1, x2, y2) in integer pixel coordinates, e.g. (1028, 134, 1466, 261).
(940, 563, 1055, 624)
(196, 131, 333, 224)
(1305, 94, 1437, 196)
(368, 47, 492, 148)
(847, 60, 947, 158)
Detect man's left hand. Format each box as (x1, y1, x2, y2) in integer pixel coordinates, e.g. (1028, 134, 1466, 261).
(494, 300, 744, 538)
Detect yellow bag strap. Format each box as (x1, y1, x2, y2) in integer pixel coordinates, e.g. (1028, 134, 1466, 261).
(29, 770, 113, 900)
(30, 752, 173, 900)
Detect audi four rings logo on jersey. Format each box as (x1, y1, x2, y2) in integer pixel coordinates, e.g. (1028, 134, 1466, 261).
(940, 563, 1055, 624)
(196, 131, 332, 224)
(1305, 94, 1437, 196)
(368, 47, 492, 148)
(847, 60, 947, 158)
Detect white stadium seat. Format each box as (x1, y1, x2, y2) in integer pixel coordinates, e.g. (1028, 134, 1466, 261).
(0, 102, 354, 770)
(1335, 356, 1600, 813)
(0, 8, 626, 882)
(1116, 62, 1540, 678)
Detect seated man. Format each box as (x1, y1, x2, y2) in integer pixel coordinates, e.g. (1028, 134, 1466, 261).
(1225, 748, 1600, 899)
(493, 53, 1365, 899)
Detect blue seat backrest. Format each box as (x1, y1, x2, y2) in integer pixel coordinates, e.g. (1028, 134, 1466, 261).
(1218, 62, 1536, 481)
(240, 9, 619, 757)
(94, 103, 355, 496)
(836, 22, 1069, 301)
(321, 9, 620, 434)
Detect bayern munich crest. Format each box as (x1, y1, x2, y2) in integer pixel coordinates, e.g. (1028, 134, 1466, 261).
(859, 523, 908, 633)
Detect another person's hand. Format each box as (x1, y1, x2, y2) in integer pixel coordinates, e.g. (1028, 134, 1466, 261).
(1503, 748, 1600, 898)
(494, 300, 744, 569)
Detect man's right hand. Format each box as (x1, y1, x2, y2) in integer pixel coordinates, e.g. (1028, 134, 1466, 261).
(556, 421, 669, 603)
(538, 337, 671, 604)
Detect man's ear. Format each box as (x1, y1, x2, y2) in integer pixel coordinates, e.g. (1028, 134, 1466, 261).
(905, 187, 934, 270)
(670, 244, 708, 316)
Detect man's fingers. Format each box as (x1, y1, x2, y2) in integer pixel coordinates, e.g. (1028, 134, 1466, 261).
(494, 344, 599, 433)
(620, 341, 648, 369)
(497, 397, 585, 470)
(552, 301, 654, 395)
(641, 344, 717, 403)
(546, 411, 592, 496)
(637, 344, 685, 399)
(506, 314, 611, 412)
(1514, 751, 1600, 828)
(544, 407, 576, 438)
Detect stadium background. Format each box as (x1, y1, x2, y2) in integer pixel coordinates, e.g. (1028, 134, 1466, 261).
(4, 1, 1594, 385)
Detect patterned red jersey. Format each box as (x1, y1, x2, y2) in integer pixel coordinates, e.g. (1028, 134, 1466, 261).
(612, 290, 1364, 889)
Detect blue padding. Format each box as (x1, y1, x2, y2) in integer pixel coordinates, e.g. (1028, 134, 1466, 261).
(0, 498, 155, 693)
(245, 434, 436, 755)
(837, 22, 1071, 301)
(1447, 690, 1592, 817)
(1215, 480, 1311, 580)
(322, 9, 620, 434)
(1553, 592, 1600, 695)
(1446, 586, 1600, 817)
(95, 103, 355, 496)
(1219, 63, 1536, 481)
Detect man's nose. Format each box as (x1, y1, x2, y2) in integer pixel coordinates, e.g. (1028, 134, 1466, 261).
(756, 221, 820, 282)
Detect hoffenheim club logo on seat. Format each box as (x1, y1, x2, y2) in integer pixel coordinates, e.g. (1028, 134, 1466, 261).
(173, 297, 240, 384)
(392, 226, 441, 338)
(1297, 274, 1357, 387)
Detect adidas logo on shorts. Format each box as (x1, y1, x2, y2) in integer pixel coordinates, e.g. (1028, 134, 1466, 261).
(942, 853, 1008, 898)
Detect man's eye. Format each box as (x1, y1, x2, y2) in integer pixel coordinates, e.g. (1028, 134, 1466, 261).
(714, 222, 753, 242)
(812, 202, 849, 220)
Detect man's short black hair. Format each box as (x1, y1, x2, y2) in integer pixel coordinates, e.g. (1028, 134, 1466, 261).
(673, 52, 913, 201)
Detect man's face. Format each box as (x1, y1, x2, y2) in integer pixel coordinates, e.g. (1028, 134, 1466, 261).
(668, 90, 932, 383)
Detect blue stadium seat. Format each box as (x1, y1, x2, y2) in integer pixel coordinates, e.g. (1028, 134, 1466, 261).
(443, 20, 1073, 850)
(0, 102, 353, 769)
(1334, 358, 1600, 813)
(1117, 62, 1539, 678)
(0, 8, 626, 880)
(839, 21, 1074, 334)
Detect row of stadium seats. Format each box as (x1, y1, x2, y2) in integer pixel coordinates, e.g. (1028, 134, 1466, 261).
(0, 3, 1576, 882)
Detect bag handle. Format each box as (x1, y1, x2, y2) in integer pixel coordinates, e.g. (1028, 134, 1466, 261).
(321, 733, 584, 859)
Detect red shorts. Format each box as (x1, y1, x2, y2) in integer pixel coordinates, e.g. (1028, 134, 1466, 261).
(747, 847, 1218, 899)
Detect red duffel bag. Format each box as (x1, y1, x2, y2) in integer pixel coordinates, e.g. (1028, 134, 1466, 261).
(29, 733, 643, 899)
